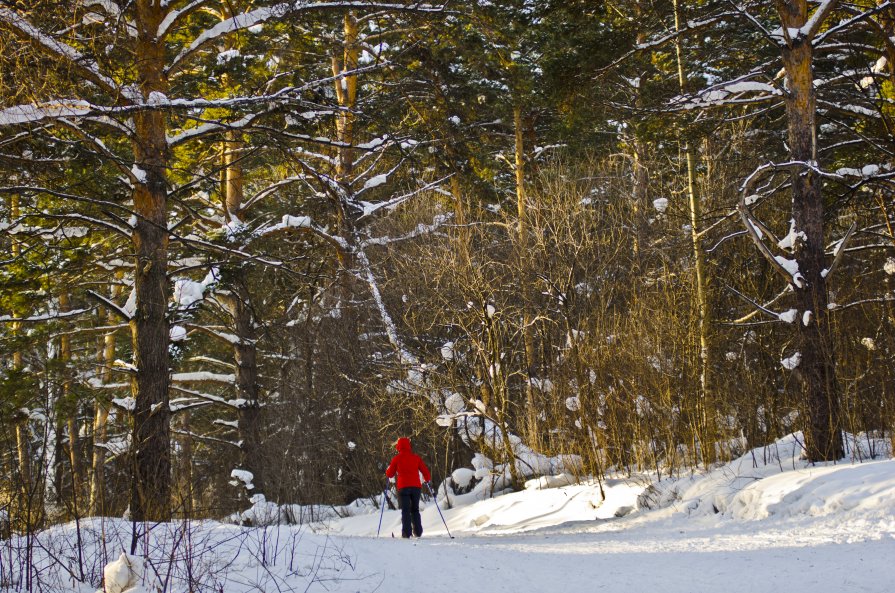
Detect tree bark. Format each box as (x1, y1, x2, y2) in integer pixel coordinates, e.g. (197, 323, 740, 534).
(220, 129, 265, 496)
(777, 0, 844, 461)
(59, 293, 85, 504)
(89, 279, 122, 516)
(513, 105, 540, 450)
(673, 0, 716, 465)
(129, 0, 172, 521)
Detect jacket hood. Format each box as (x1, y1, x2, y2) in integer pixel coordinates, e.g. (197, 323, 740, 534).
(395, 437, 411, 453)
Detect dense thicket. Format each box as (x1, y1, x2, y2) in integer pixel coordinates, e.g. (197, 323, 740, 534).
(1, 0, 893, 530)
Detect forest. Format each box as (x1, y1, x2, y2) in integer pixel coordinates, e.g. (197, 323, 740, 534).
(1, 0, 894, 535)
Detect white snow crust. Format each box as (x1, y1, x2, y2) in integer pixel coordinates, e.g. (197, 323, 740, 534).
(7, 434, 894, 593)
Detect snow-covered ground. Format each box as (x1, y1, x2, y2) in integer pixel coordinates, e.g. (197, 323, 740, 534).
(4, 434, 894, 593)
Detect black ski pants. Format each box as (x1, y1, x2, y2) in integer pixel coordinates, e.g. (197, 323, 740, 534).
(398, 487, 422, 538)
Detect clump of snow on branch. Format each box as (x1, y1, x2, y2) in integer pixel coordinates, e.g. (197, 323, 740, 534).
(173, 268, 218, 310)
(230, 469, 255, 491)
(778, 309, 798, 324)
(884, 258, 895, 275)
(781, 352, 802, 370)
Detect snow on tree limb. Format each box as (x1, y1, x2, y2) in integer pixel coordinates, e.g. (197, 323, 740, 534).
(815, 1, 894, 47)
(354, 245, 418, 366)
(0, 308, 95, 324)
(0, 8, 123, 97)
(801, 0, 838, 41)
(167, 1, 445, 76)
(355, 175, 452, 221)
(738, 161, 811, 287)
(157, 0, 207, 39)
(172, 372, 237, 385)
(0, 101, 93, 128)
(361, 213, 452, 248)
(85, 290, 133, 321)
(824, 221, 857, 281)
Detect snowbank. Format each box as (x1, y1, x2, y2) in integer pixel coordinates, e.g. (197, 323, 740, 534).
(4, 433, 894, 593)
(638, 433, 894, 522)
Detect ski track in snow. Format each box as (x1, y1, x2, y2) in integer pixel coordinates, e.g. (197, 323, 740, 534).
(7, 439, 895, 593)
(340, 517, 894, 593)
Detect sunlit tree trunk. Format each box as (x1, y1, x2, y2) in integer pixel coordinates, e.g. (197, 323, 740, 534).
(129, 0, 172, 521)
(673, 0, 716, 466)
(59, 293, 84, 505)
(218, 135, 265, 493)
(776, 0, 843, 461)
(89, 277, 122, 516)
(513, 105, 540, 451)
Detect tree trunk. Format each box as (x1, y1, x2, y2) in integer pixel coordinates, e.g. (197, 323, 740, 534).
(89, 279, 122, 516)
(234, 296, 263, 495)
(777, 0, 843, 462)
(220, 118, 265, 495)
(513, 105, 540, 450)
(129, 0, 171, 521)
(630, 0, 651, 261)
(333, 11, 359, 183)
(9, 195, 34, 502)
(673, 0, 716, 465)
(59, 294, 84, 504)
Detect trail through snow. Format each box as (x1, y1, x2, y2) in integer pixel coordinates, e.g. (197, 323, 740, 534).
(5, 435, 894, 593)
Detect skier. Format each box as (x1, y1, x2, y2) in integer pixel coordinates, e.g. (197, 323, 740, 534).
(385, 437, 432, 538)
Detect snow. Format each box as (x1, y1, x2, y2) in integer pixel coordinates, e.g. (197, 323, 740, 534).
(652, 197, 668, 213)
(357, 136, 387, 149)
(361, 173, 388, 190)
(440, 341, 455, 361)
(885, 257, 895, 275)
(173, 279, 204, 308)
(775, 255, 805, 287)
(230, 469, 255, 491)
(778, 308, 798, 323)
(216, 49, 241, 64)
(130, 165, 147, 184)
(723, 81, 780, 94)
(778, 220, 805, 250)
(9, 433, 895, 593)
(102, 553, 151, 593)
(169, 325, 187, 342)
(172, 371, 236, 384)
(529, 377, 553, 392)
(782, 351, 802, 370)
(802, 310, 813, 326)
(443, 392, 465, 414)
(281, 214, 311, 228)
(0, 101, 92, 126)
(451, 467, 476, 489)
(146, 91, 167, 106)
(111, 396, 135, 411)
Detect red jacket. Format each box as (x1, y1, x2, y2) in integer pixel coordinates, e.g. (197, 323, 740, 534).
(386, 437, 431, 489)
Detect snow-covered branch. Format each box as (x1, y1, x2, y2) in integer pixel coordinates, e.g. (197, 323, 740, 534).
(0, 308, 95, 324)
(172, 371, 237, 385)
(167, 1, 444, 76)
(85, 290, 133, 321)
(801, 0, 840, 41)
(361, 213, 451, 248)
(0, 8, 123, 97)
(355, 175, 452, 222)
(814, 1, 892, 46)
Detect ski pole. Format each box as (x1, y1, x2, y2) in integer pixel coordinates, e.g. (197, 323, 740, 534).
(376, 484, 388, 537)
(425, 481, 454, 539)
